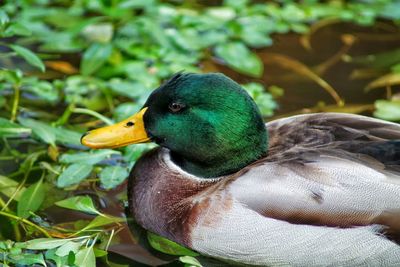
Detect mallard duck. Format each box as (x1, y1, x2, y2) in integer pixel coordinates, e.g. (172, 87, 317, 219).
(81, 73, 400, 266)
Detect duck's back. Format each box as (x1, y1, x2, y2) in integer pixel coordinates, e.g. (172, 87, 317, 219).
(130, 113, 400, 266)
(258, 113, 400, 233)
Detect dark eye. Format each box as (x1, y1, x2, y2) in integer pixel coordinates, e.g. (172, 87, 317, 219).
(168, 102, 184, 113)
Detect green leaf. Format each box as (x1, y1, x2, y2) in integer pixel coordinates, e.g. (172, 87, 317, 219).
(93, 248, 108, 257)
(223, 0, 248, 9)
(57, 164, 93, 188)
(81, 43, 113, 76)
(0, 118, 31, 138)
(20, 151, 44, 172)
(75, 247, 96, 267)
(242, 31, 273, 48)
(9, 44, 45, 72)
(82, 23, 113, 43)
(4, 23, 32, 37)
(17, 178, 46, 218)
(0, 9, 9, 26)
(8, 253, 46, 266)
(60, 150, 120, 165)
(243, 83, 277, 117)
(206, 7, 236, 21)
(0, 175, 25, 201)
(108, 79, 148, 99)
(53, 127, 84, 147)
(380, 2, 400, 20)
(123, 143, 152, 162)
(55, 241, 82, 257)
(17, 118, 81, 146)
(82, 215, 124, 231)
(25, 80, 58, 102)
(68, 251, 76, 266)
(147, 232, 199, 256)
(113, 103, 140, 122)
(45, 248, 68, 267)
(214, 42, 263, 77)
(55, 195, 100, 215)
(179, 256, 203, 267)
(18, 118, 56, 147)
(25, 238, 70, 250)
(99, 166, 129, 190)
(374, 100, 400, 121)
(0, 68, 22, 84)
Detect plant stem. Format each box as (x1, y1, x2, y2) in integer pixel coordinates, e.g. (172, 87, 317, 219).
(105, 229, 114, 251)
(10, 84, 20, 122)
(54, 103, 75, 126)
(0, 156, 15, 160)
(0, 196, 22, 241)
(9, 166, 41, 178)
(0, 211, 51, 238)
(72, 108, 114, 125)
(0, 52, 17, 58)
(0, 156, 40, 211)
(101, 88, 114, 112)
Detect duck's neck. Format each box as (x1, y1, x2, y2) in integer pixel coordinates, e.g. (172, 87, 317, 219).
(170, 128, 268, 178)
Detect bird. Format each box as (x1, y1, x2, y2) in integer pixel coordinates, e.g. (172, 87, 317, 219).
(81, 72, 400, 266)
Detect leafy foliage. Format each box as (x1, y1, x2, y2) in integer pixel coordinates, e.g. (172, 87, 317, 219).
(0, 0, 399, 266)
(147, 232, 199, 257)
(0, 236, 103, 267)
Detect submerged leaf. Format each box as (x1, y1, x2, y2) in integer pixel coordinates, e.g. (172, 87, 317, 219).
(300, 18, 340, 50)
(57, 164, 92, 188)
(45, 61, 78, 74)
(261, 52, 342, 105)
(55, 195, 100, 215)
(366, 73, 400, 91)
(17, 178, 46, 218)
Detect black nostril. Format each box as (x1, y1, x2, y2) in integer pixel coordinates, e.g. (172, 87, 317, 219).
(80, 132, 89, 144)
(126, 121, 134, 127)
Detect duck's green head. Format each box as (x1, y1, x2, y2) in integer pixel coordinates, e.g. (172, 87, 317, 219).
(81, 73, 267, 178)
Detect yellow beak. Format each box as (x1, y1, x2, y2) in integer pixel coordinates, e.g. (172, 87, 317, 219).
(81, 107, 150, 149)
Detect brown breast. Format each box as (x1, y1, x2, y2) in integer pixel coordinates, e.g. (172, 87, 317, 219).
(127, 148, 219, 246)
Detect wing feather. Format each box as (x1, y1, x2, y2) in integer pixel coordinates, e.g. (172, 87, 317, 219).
(231, 113, 400, 243)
